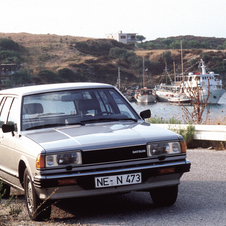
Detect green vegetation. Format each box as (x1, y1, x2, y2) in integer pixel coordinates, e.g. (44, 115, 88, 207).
(137, 36, 226, 50)
(161, 51, 173, 64)
(0, 38, 20, 51)
(148, 116, 181, 124)
(0, 38, 22, 64)
(108, 47, 143, 69)
(136, 35, 146, 43)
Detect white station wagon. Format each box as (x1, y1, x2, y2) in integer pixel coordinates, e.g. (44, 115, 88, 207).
(0, 83, 190, 221)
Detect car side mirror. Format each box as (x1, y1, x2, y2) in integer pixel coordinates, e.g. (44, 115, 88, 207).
(140, 109, 151, 120)
(2, 124, 15, 136)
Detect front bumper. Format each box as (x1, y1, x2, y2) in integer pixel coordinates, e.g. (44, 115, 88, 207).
(34, 159, 191, 200)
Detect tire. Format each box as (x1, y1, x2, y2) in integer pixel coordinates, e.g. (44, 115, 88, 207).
(24, 168, 51, 221)
(150, 185, 178, 207)
(1, 183, 10, 199)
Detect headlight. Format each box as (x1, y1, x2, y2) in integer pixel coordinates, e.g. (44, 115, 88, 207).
(46, 151, 82, 168)
(147, 141, 182, 156)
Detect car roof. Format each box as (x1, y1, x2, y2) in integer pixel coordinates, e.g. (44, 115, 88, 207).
(0, 82, 114, 96)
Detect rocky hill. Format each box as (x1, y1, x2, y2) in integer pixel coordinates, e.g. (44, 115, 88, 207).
(1, 33, 226, 89)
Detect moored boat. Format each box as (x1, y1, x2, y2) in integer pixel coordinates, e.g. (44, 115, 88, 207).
(168, 94, 191, 105)
(155, 84, 180, 102)
(181, 59, 225, 104)
(156, 59, 225, 104)
(134, 87, 156, 103)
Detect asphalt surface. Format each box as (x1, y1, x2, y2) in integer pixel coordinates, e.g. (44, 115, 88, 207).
(3, 148, 226, 225)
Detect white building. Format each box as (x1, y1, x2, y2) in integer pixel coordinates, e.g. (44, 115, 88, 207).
(106, 31, 137, 44)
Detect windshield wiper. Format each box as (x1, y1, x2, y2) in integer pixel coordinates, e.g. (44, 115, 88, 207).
(80, 117, 137, 124)
(120, 118, 137, 122)
(25, 122, 84, 130)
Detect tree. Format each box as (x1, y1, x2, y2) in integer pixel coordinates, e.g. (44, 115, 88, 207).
(38, 70, 62, 83)
(0, 38, 20, 51)
(161, 51, 172, 64)
(11, 69, 33, 85)
(58, 68, 75, 82)
(136, 35, 146, 43)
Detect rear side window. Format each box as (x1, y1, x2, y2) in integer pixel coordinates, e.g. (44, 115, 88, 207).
(0, 97, 13, 127)
(7, 98, 19, 131)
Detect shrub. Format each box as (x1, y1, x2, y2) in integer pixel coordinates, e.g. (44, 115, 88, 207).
(58, 68, 75, 82)
(190, 59, 197, 66)
(38, 70, 62, 83)
(0, 50, 22, 64)
(0, 38, 20, 51)
(10, 69, 33, 85)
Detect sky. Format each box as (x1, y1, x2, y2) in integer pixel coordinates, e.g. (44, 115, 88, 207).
(1, 0, 226, 41)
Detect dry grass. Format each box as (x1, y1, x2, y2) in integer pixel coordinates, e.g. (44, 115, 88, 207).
(0, 32, 96, 73)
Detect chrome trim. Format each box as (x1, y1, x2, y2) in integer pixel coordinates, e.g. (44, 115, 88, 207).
(35, 160, 190, 180)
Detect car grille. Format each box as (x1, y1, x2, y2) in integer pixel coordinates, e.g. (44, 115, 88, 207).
(82, 145, 147, 164)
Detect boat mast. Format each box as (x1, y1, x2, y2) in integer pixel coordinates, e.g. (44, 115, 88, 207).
(173, 61, 176, 84)
(181, 40, 184, 82)
(118, 67, 121, 90)
(143, 55, 145, 88)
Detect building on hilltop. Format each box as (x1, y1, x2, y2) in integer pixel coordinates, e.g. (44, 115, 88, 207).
(105, 31, 137, 44)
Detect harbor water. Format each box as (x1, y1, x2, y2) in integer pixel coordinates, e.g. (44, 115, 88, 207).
(131, 92, 226, 123)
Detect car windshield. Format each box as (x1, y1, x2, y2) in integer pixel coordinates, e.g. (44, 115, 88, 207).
(22, 88, 139, 131)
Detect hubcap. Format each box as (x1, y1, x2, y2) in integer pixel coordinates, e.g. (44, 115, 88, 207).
(26, 177, 34, 213)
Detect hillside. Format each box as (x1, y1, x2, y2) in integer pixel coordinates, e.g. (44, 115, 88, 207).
(1, 33, 226, 89)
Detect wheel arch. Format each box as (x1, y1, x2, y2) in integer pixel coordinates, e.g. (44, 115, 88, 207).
(18, 160, 27, 188)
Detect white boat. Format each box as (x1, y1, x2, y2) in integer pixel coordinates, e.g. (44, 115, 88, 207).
(134, 87, 156, 103)
(168, 94, 191, 105)
(134, 56, 157, 103)
(155, 84, 180, 102)
(181, 59, 225, 104)
(156, 59, 225, 104)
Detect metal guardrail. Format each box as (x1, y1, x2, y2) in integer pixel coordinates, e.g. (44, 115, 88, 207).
(155, 124, 226, 141)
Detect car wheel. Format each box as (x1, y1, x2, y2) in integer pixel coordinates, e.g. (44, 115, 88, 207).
(150, 185, 178, 207)
(24, 168, 51, 221)
(0, 183, 10, 199)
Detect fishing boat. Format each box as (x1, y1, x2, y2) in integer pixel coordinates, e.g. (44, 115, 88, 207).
(134, 87, 156, 103)
(156, 59, 225, 104)
(181, 59, 225, 104)
(134, 56, 156, 103)
(155, 84, 180, 102)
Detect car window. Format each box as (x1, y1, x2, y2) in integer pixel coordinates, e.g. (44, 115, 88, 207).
(7, 98, 19, 131)
(0, 97, 13, 127)
(22, 88, 139, 130)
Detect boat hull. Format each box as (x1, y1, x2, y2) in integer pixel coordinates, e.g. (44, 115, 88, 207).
(135, 94, 156, 103)
(207, 89, 225, 104)
(156, 91, 176, 102)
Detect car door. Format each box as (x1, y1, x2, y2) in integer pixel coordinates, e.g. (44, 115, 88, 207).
(0, 97, 19, 183)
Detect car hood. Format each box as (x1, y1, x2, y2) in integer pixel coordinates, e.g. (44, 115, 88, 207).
(22, 121, 180, 152)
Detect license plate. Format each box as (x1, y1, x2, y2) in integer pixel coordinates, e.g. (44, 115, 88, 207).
(95, 173, 142, 188)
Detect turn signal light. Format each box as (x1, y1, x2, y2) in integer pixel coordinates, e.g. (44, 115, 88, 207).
(36, 154, 45, 169)
(180, 141, 187, 153)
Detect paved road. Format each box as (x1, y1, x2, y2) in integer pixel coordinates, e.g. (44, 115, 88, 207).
(4, 149, 226, 225)
(48, 148, 226, 226)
